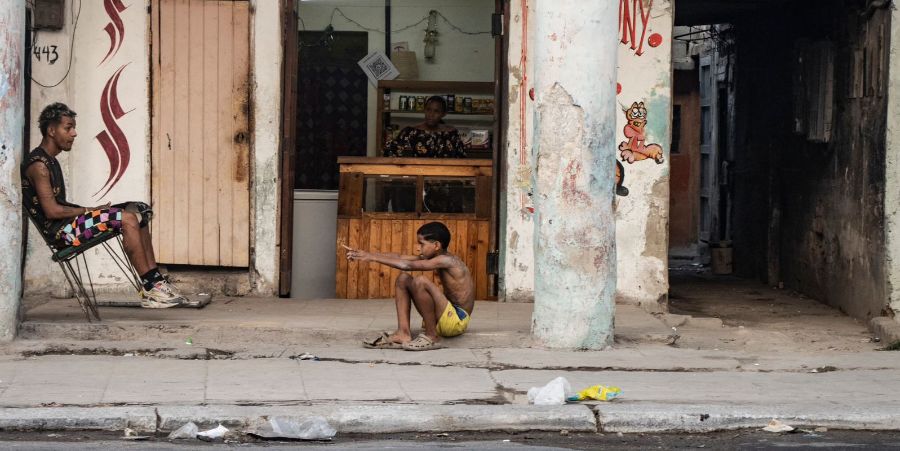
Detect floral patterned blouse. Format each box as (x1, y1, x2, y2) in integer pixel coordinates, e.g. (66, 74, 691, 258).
(383, 127, 467, 158)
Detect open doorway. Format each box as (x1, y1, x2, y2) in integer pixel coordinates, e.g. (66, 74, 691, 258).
(286, 0, 503, 299)
(668, 25, 733, 271)
(669, 0, 892, 326)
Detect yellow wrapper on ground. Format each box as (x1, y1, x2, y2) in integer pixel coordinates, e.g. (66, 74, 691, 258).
(567, 385, 622, 402)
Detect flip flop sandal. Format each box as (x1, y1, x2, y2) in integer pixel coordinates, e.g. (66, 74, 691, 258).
(362, 332, 404, 349)
(402, 334, 444, 351)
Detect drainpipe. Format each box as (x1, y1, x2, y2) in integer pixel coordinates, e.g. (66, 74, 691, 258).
(531, 0, 618, 349)
(0, 1, 26, 341)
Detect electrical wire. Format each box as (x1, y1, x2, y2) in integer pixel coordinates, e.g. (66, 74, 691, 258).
(31, 0, 81, 89)
(313, 7, 488, 36)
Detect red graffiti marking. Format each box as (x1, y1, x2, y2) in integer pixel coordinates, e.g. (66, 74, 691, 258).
(529, 87, 535, 101)
(561, 160, 590, 205)
(94, 64, 134, 197)
(616, 83, 622, 95)
(100, 0, 128, 65)
(618, 0, 653, 56)
(648, 33, 662, 47)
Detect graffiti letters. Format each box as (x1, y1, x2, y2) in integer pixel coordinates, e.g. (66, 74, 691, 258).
(619, 0, 653, 56)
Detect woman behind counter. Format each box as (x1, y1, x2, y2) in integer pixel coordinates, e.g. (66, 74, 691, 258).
(384, 96, 467, 158)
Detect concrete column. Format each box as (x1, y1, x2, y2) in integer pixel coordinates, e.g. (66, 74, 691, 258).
(530, 0, 618, 349)
(0, 1, 26, 341)
(885, 6, 900, 318)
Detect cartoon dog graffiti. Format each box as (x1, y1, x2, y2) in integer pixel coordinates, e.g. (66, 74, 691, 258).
(618, 101, 664, 164)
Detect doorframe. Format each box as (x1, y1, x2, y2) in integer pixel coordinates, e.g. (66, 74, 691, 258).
(491, 0, 510, 295)
(278, 0, 300, 296)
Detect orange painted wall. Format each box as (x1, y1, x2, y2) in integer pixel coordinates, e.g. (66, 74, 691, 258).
(669, 68, 701, 249)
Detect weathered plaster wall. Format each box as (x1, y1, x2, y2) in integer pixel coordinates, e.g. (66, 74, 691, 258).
(613, 0, 673, 311)
(886, 4, 900, 318)
(499, 0, 535, 303)
(250, 0, 284, 295)
(732, 2, 888, 320)
(25, 0, 151, 296)
(24, 0, 284, 296)
(297, 0, 495, 156)
(0, 0, 25, 340)
(501, 0, 673, 311)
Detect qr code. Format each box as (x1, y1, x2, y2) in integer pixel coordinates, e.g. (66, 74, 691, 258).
(367, 59, 390, 78)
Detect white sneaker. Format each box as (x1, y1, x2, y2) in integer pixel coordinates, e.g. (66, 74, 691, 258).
(141, 280, 186, 308)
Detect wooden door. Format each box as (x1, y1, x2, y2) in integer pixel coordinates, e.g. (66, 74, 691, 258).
(151, 0, 251, 266)
(698, 54, 718, 244)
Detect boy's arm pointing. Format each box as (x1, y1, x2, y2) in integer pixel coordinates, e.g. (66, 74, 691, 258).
(348, 250, 451, 272)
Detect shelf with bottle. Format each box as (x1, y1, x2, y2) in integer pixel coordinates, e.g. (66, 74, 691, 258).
(385, 111, 494, 120)
(375, 80, 498, 156)
(389, 94, 496, 116)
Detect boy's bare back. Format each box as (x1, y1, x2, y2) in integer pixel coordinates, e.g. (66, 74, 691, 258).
(432, 253, 475, 314)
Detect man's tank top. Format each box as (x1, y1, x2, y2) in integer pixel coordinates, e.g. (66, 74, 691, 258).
(21, 147, 79, 239)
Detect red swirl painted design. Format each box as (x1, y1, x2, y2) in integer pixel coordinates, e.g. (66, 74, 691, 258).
(100, 0, 128, 65)
(94, 64, 133, 197)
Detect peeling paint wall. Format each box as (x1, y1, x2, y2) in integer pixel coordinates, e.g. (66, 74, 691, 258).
(250, 0, 283, 295)
(613, 0, 673, 311)
(502, 0, 672, 312)
(0, 1, 25, 341)
(24, 0, 284, 296)
(500, 0, 536, 303)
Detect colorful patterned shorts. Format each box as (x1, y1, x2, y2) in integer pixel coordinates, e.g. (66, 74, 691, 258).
(57, 208, 123, 247)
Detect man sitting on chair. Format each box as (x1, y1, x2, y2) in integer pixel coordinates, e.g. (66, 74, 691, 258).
(22, 102, 187, 308)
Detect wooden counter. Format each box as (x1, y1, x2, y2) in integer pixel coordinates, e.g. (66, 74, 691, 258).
(335, 157, 494, 300)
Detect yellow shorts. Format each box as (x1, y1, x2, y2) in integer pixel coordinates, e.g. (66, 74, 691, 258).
(435, 303, 470, 337)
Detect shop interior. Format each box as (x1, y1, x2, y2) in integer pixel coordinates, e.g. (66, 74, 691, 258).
(290, 0, 501, 300)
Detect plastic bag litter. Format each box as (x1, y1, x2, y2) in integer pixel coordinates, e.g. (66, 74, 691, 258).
(167, 422, 199, 440)
(762, 419, 795, 433)
(567, 385, 622, 402)
(122, 427, 150, 441)
(197, 424, 229, 441)
(249, 416, 336, 440)
(527, 377, 573, 405)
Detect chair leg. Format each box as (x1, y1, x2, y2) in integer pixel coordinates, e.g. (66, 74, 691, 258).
(101, 236, 142, 293)
(77, 255, 102, 321)
(59, 260, 101, 322)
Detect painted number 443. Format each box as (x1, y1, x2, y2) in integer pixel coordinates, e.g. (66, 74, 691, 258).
(33, 45, 59, 64)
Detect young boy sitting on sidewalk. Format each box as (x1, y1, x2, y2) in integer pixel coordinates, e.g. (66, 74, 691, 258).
(346, 222, 474, 351)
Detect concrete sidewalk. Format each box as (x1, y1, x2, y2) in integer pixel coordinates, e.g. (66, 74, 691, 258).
(4, 283, 900, 435)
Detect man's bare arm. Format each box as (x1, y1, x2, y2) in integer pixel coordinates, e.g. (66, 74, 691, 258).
(341, 244, 418, 262)
(26, 163, 98, 219)
(347, 249, 453, 271)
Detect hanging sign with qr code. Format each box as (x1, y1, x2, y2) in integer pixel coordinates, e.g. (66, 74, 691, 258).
(358, 51, 400, 87)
